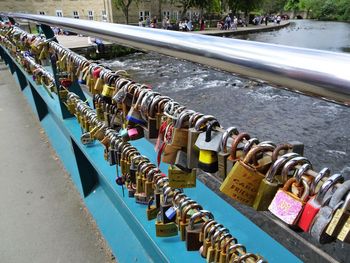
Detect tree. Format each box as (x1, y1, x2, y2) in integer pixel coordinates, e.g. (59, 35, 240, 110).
(262, 0, 288, 14)
(112, 0, 139, 24)
(178, 0, 220, 18)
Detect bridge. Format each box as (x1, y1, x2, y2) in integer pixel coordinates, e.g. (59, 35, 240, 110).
(1, 13, 350, 263)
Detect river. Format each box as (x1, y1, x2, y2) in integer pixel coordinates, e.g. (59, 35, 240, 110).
(104, 19, 350, 177)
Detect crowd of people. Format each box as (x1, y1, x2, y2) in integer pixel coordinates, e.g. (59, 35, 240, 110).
(138, 16, 206, 32)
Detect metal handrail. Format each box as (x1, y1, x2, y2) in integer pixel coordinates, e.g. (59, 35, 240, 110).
(2, 12, 350, 106)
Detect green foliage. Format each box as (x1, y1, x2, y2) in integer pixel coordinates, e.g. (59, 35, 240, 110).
(262, 0, 288, 14)
(274, 0, 350, 20)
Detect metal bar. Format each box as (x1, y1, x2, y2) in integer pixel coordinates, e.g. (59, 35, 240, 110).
(2, 12, 350, 106)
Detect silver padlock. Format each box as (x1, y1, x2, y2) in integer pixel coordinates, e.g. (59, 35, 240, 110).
(309, 180, 350, 243)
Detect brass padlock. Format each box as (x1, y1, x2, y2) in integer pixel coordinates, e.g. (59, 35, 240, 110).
(155, 212, 178, 237)
(179, 202, 202, 241)
(146, 196, 158, 221)
(218, 127, 239, 179)
(253, 152, 299, 211)
(186, 210, 214, 251)
(326, 192, 350, 237)
(206, 227, 228, 262)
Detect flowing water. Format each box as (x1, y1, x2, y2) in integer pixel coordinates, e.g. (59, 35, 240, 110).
(104, 19, 350, 177)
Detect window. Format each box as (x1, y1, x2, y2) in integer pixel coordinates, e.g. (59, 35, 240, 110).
(88, 10, 94, 20)
(56, 10, 63, 17)
(139, 11, 144, 21)
(144, 11, 150, 19)
(163, 11, 170, 19)
(172, 11, 178, 21)
(38, 11, 45, 15)
(73, 11, 79, 19)
(186, 11, 192, 20)
(102, 10, 107, 22)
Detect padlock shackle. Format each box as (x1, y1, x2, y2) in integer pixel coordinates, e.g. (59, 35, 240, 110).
(202, 220, 216, 240)
(189, 210, 214, 229)
(211, 227, 229, 247)
(282, 177, 310, 202)
(221, 127, 239, 153)
(194, 115, 216, 131)
(242, 138, 260, 156)
(294, 163, 312, 183)
(243, 144, 275, 166)
(205, 120, 220, 142)
(226, 243, 246, 259)
(314, 174, 342, 204)
(281, 156, 311, 183)
(324, 175, 350, 209)
(310, 167, 330, 196)
(182, 204, 202, 224)
(218, 233, 233, 250)
(189, 112, 204, 128)
(229, 132, 250, 160)
(175, 110, 195, 128)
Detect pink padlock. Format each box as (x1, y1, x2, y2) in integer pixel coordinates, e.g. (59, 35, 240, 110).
(268, 177, 310, 226)
(127, 126, 144, 140)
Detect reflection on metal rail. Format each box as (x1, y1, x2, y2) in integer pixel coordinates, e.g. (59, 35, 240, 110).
(1, 12, 350, 106)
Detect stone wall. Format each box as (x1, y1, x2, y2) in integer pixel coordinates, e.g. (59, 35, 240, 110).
(0, 0, 201, 24)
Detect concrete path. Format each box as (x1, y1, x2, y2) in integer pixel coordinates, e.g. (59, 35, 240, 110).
(0, 62, 114, 263)
(194, 21, 290, 36)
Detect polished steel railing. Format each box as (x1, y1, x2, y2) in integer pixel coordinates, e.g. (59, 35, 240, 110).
(2, 12, 350, 106)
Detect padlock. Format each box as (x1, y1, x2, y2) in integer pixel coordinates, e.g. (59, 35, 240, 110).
(337, 214, 350, 242)
(126, 88, 149, 126)
(171, 110, 194, 148)
(269, 177, 310, 226)
(253, 152, 299, 211)
(127, 126, 144, 140)
(146, 196, 158, 220)
(160, 187, 177, 224)
(214, 232, 232, 263)
(180, 203, 202, 241)
(218, 236, 238, 263)
(218, 127, 239, 179)
(196, 120, 222, 173)
(326, 191, 350, 237)
(186, 210, 214, 251)
(206, 227, 228, 262)
(220, 144, 275, 206)
(177, 199, 195, 229)
(168, 165, 196, 189)
(201, 222, 222, 258)
(199, 219, 215, 243)
(155, 212, 178, 237)
(161, 123, 181, 165)
(298, 172, 342, 232)
(145, 168, 159, 197)
(226, 132, 251, 172)
(186, 113, 206, 169)
(147, 96, 170, 139)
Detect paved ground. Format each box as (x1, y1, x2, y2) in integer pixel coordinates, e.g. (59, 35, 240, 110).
(0, 61, 114, 263)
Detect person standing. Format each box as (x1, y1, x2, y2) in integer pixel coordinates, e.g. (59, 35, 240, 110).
(265, 16, 268, 26)
(199, 18, 205, 31)
(233, 16, 238, 30)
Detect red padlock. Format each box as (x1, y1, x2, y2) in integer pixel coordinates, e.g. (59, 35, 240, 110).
(298, 171, 343, 232)
(92, 67, 102, 79)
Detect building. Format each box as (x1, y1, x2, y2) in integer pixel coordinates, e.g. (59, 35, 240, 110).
(0, 0, 201, 24)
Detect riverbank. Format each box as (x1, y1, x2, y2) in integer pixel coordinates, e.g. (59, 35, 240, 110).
(196, 20, 290, 36)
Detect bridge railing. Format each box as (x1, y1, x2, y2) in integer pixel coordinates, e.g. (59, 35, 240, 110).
(1, 13, 349, 263)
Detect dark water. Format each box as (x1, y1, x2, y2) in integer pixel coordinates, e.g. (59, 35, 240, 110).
(105, 20, 350, 177)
